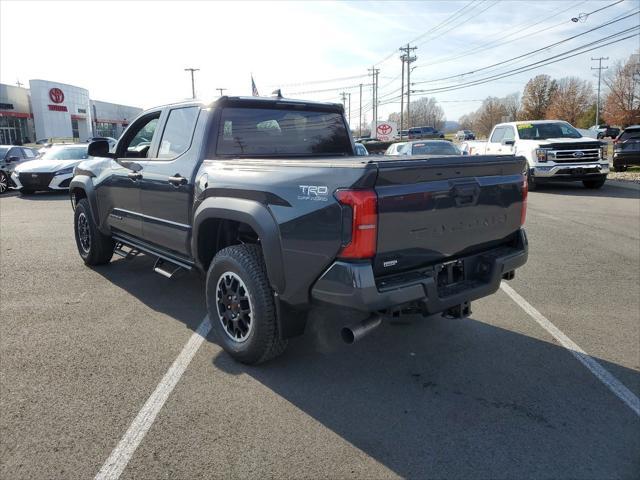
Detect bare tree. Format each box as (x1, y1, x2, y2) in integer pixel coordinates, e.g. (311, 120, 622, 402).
(475, 97, 507, 137)
(501, 92, 521, 122)
(520, 74, 557, 120)
(603, 53, 640, 127)
(409, 97, 446, 130)
(458, 112, 477, 131)
(546, 77, 594, 125)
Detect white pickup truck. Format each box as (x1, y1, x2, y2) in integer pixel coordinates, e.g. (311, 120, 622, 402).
(461, 120, 608, 189)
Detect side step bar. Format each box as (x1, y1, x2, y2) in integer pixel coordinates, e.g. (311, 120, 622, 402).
(112, 234, 194, 279)
(153, 258, 185, 279)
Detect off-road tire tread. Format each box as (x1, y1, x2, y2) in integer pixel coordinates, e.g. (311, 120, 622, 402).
(74, 199, 114, 265)
(207, 244, 287, 364)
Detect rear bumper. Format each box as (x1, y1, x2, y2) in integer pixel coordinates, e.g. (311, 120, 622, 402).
(532, 162, 609, 179)
(311, 230, 528, 313)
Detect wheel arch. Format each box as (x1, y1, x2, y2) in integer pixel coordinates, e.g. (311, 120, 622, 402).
(192, 197, 285, 294)
(69, 177, 100, 225)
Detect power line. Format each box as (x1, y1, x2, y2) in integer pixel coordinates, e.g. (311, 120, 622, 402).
(371, 0, 480, 67)
(412, 9, 639, 86)
(410, 29, 638, 95)
(412, 0, 589, 71)
(265, 73, 369, 89)
(572, 0, 625, 22)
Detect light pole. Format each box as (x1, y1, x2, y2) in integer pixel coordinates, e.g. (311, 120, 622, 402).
(216, 88, 227, 96)
(184, 68, 200, 99)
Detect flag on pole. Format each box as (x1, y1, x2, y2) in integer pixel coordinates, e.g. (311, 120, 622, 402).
(251, 75, 259, 96)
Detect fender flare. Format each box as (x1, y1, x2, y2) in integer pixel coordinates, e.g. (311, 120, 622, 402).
(192, 197, 285, 294)
(69, 176, 101, 226)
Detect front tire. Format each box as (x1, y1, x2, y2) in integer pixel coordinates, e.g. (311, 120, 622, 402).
(206, 244, 287, 365)
(74, 198, 114, 265)
(0, 171, 8, 194)
(583, 176, 606, 189)
(527, 174, 538, 191)
(613, 164, 628, 172)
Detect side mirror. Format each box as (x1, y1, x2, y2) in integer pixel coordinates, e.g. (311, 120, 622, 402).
(7, 156, 20, 162)
(503, 139, 515, 146)
(88, 140, 115, 158)
(462, 150, 469, 156)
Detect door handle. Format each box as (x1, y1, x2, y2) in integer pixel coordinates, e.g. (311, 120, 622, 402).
(128, 172, 143, 180)
(168, 175, 187, 186)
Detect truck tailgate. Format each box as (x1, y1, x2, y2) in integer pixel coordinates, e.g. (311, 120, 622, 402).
(372, 155, 526, 276)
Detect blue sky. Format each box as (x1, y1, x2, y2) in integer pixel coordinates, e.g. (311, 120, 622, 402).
(1, 0, 638, 122)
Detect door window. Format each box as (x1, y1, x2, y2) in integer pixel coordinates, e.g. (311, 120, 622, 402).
(490, 127, 505, 143)
(502, 127, 515, 142)
(22, 148, 35, 158)
(119, 114, 160, 159)
(158, 107, 199, 159)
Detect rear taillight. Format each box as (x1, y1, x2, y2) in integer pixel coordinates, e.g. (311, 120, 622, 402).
(521, 176, 528, 226)
(335, 189, 377, 259)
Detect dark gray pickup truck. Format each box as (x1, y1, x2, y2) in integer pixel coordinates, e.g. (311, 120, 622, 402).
(70, 96, 528, 364)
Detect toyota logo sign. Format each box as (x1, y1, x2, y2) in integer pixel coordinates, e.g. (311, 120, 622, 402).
(377, 123, 392, 135)
(49, 88, 65, 104)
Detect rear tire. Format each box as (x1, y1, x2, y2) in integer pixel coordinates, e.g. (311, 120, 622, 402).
(582, 176, 606, 189)
(206, 244, 287, 365)
(74, 198, 114, 265)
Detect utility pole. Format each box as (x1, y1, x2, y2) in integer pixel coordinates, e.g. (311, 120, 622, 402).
(216, 87, 227, 96)
(348, 92, 351, 127)
(340, 91, 347, 107)
(16, 79, 23, 88)
(359, 83, 363, 137)
(591, 57, 608, 126)
(184, 68, 200, 99)
(399, 44, 417, 130)
(399, 54, 406, 137)
(368, 67, 380, 136)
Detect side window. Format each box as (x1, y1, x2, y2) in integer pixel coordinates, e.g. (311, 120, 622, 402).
(490, 127, 505, 143)
(8, 147, 23, 159)
(502, 127, 515, 142)
(119, 115, 160, 159)
(158, 107, 199, 159)
(22, 148, 35, 158)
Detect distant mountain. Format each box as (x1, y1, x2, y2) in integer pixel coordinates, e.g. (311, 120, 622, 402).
(443, 121, 460, 133)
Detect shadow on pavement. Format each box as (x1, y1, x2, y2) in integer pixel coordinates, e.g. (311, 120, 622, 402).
(95, 254, 640, 479)
(533, 181, 639, 199)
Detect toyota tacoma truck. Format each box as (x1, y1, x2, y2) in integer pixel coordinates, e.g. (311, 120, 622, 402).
(69, 96, 528, 364)
(463, 120, 608, 189)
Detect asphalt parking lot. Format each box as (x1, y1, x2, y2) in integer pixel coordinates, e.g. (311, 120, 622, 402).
(1, 182, 639, 479)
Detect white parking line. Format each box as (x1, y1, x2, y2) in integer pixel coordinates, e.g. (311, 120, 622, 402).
(501, 283, 640, 417)
(95, 316, 212, 480)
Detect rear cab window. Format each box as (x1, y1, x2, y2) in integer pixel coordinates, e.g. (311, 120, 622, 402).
(216, 107, 351, 157)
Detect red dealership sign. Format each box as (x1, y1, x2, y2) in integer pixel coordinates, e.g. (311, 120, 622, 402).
(377, 123, 392, 135)
(49, 88, 65, 103)
(48, 105, 68, 112)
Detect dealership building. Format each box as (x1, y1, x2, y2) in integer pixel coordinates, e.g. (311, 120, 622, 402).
(0, 79, 142, 145)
